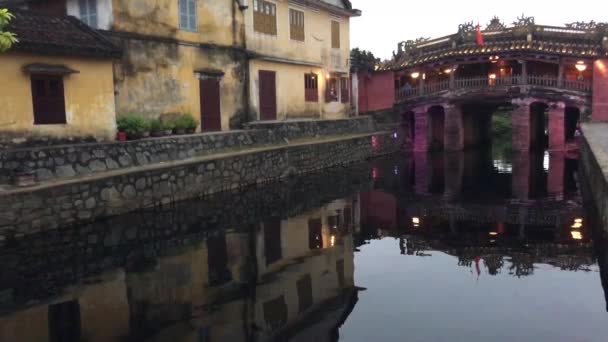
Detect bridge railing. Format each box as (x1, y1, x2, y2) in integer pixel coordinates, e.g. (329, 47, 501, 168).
(396, 74, 592, 102)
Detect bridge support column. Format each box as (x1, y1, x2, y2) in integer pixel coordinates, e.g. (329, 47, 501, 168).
(413, 152, 428, 195)
(413, 108, 429, 152)
(444, 152, 464, 200)
(548, 152, 565, 200)
(444, 104, 464, 151)
(511, 104, 531, 152)
(548, 102, 566, 151)
(512, 153, 530, 200)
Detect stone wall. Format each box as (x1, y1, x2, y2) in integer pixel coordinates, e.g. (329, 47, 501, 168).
(0, 132, 401, 240)
(0, 116, 380, 186)
(579, 123, 608, 234)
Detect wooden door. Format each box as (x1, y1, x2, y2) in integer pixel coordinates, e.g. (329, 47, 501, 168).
(259, 70, 277, 120)
(199, 79, 221, 131)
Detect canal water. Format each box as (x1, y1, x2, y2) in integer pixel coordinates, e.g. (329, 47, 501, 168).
(0, 146, 607, 342)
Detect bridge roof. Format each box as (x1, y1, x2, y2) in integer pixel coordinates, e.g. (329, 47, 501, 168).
(380, 16, 608, 71)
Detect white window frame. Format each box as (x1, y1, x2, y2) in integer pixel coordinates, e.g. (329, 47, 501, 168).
(179, 0, 197, 32)
(79, 0, 98, 28)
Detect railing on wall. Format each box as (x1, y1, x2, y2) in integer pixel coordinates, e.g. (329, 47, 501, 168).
(396, 74, 592, 102)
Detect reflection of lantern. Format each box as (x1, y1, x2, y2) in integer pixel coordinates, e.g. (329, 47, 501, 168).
(571, 231, 583, 240)
(330, 235, 336, 247)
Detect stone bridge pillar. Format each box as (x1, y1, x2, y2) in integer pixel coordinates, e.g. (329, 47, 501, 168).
(413, 152, 429, 195)
(511, 103, 531, 152)
(548, 102, 566, 151)
(512, 153, 530, 200)
(548, 152, 565, 200)
(413, 107, 429, 152)
(444, 104, 464, 151)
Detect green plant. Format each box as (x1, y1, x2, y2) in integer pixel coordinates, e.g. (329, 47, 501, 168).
(149, 119, 163, 131)
(116, 114, 149, 135)
(0, 9, 18, 52)
(174, 113, 197, 130)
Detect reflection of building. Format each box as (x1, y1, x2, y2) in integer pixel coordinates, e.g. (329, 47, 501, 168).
(0, 198, 359, 342)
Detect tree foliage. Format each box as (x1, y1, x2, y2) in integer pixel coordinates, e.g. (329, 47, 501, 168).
(350, 48, 379, 73)
(0, 9, 18, 52)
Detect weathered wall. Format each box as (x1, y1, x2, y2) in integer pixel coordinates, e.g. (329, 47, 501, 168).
(0, 52, 117, 142)
(108, 0, 248, 129)
(244, 1, 350, 74)
(592, 59, 608, 122)
(0, 132, 401, 239)
(111, 37, 249, 130)
(358, 71, 395, 113)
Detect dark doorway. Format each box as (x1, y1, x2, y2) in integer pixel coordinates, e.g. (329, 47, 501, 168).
(565, 107, 581, 141)
(259, 70, 277, 120)
(207, 234, 232, 286)
(530, 102, 548, 149)
(199, 79, 222, 132)
(49, 300, 81, 342)
(428, 106, 445, 151)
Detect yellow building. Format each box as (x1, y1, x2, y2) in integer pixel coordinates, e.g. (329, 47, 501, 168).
(246, 0, 361, 120)
(0, 8, 120, 142)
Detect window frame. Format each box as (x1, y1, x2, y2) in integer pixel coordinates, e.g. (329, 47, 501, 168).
(340, 77, 350, 103)
(289, 8, 305, 42)
(253, 0, 277, 36)
(325, 76, 339, 103)
(331, 20, 340, 49)
(30, 74, 67, 125)
(78, 0, 98, 28)
(178, 0, 198, 32)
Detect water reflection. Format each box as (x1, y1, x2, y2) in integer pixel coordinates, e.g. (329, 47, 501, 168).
(1, 149, 608, 341)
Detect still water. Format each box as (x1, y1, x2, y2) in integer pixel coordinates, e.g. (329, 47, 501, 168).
(0, 148, 607, 342)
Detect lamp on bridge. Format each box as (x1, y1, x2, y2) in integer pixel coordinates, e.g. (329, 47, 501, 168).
(575, 61, 587, 72)
(411, 72, 420, 79)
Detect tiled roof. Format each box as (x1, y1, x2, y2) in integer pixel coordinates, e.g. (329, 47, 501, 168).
(381, 23, 608, 71)
(5, 8, 121, 58)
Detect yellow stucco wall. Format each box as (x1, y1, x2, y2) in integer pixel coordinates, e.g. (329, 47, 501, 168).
(113, 42, 247, 130)
(245, 1, 353, 120)
(0, 53, 117, 140)
(111, 0, 244, 47)
(110, 0, 249, 129)
(249, 60, 350, 120)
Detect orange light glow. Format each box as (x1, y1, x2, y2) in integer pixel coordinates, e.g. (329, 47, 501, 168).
(489, 232, 498, 236)
(571, 231, 583, 240)
(411, 72, 420, 79)
(330, 235, 336, 247)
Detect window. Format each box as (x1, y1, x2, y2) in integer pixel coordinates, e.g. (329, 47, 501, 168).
(264, 219, 282, 265)
(79, 0, 97, 28)
(325, 77, 338, 103)
(31, 75, 67, 125)
(289, 9, 304, 41)
(341, 77, 350, 103)
(331, 20, 340, 49)
(253, 0, 277, 35)
(179, 0, 197, 31)
(304, 73, 318, 102)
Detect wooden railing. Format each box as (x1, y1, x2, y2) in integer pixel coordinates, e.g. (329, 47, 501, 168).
(396, 74, 592, 102)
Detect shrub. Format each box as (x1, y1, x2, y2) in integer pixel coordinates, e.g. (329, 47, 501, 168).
(149, 119, 163, 131)
(174, 113, 198, 130)
(116, 114, 149, 135)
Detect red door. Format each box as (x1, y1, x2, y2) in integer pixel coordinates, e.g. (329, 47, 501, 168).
(200, 79, 221, 132)
(259, 70, 277, 121)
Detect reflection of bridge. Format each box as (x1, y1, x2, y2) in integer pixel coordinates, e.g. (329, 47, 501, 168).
(358, 16, 608, 152)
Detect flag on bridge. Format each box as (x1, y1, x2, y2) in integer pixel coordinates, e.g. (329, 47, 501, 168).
(476, 23, 484, 46)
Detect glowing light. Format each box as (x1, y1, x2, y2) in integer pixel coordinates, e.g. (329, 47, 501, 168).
(444, 68, 453, 74)
(372, 167, 379, 180)
(330, 235, 336, 247)
(571, 222, 583, 229)
(411, 72, 420, 79)
(571, 231, 583, 240)
(489, 232, 498, 236)
(489, 74, 497, 79)
(326, 73, 331, 79)
(575, 218, 583, 223)
(412, 217, 420, 224)
(575, 61, 587, 72)
(393, 132, 398, 139)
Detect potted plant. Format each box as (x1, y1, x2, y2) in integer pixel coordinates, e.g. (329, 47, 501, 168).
(141, 118, 151, 138)
(163, 120, 174, 136)
(181, 113, 198, 134)
(118, 114, 148, 140)
(116, 117, 128, 141)
(150, 119, 164, 137)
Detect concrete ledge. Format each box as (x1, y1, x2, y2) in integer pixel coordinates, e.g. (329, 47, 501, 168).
(579, 123, 608, 233)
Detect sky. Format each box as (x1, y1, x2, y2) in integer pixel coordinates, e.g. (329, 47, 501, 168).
(350, 0, 602, 60)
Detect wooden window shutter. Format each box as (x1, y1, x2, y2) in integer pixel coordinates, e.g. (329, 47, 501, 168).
(254, 0, 277, 35)
(290, 9, 304, 41)
(31, 75, 67, 125)
(304, 73, 318, 102)
(341, 78, 350, 103)
(331, 21, 340, 49)
(325, 77, 338, 103)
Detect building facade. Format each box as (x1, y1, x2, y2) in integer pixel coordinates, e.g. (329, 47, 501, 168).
(246, 0, 360, 120)
(0, 7, 120, 143)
